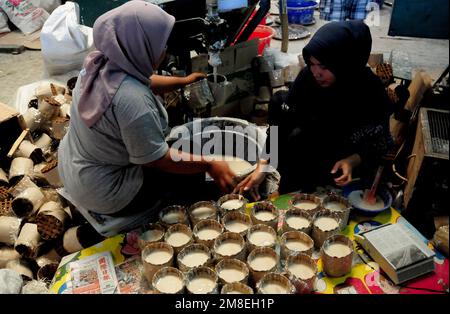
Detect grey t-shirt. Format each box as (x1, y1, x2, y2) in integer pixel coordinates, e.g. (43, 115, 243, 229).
(58, 75, 170, 214)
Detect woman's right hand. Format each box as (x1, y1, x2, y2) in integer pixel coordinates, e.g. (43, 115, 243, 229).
(233, 161, 268, 201)
(207, 160, 236, 193)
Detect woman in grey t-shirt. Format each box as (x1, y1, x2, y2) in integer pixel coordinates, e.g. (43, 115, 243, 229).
(58, 1, 235, 217)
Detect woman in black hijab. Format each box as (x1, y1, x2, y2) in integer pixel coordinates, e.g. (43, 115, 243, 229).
(235, 20, 393, 200)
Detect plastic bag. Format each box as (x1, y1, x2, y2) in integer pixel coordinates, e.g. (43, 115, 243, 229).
(264, 47, 300, 69)
(0, 0, 49, 35)
(0, 7, 10, 34)
(40, 1, 93, 76)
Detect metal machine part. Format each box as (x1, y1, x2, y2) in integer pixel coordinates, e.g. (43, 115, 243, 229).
(205, 0, 229, 67)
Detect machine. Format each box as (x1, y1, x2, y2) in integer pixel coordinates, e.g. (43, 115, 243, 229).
(157, 0, 270, 74)
(74, 0, 270, 72)
(73, 0, 271, 122)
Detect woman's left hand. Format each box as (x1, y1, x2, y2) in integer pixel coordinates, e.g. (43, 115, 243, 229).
(331, 154, 362, 186)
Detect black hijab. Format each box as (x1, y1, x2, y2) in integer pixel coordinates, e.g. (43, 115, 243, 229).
(302, 20, 372, 80)
(284, 21, 391, 161)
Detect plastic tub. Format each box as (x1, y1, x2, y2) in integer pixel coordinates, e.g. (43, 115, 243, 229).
(286, 1, 318, 25)
(248, 25, 276, 55)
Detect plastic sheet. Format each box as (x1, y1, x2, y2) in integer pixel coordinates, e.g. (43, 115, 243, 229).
(183, 79, 214, 113)
(264, 47, 300, 69)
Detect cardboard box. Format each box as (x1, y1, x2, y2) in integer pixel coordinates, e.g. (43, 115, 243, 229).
(217, 40, 259, 76)
(234, 39, 258, 72)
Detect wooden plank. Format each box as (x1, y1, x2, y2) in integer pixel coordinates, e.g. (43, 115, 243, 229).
(0, 30, 41, 53)
(7, 129, 29, 158)
(280, 0, 289, 53)
(16, 115, 34, 143)
(390, 71, 433, 145)
(404, 113, 425, 208)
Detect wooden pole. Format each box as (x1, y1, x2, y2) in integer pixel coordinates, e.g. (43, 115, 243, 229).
(280, 0, 289, 53)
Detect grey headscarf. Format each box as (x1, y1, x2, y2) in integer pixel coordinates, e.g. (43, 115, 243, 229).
(78, 1, 175, 127)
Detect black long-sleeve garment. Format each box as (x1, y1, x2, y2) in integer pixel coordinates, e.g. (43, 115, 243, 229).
(267, 21, 393, 193)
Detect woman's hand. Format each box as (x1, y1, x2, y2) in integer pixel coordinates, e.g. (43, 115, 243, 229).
(233, 161, 269, 201)
(150, 73, 206, 94)
(331, 154, 361, 186)
(207, 160, 236, 193)
(183, 72, 207, 85)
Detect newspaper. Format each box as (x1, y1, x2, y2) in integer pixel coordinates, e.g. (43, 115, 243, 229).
(69, 251, 118, 294)
(363, 223, 435, 270)
(115, 256, 153, 294)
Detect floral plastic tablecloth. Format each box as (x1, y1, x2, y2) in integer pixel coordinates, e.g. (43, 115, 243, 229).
(50, 193, 449, 294)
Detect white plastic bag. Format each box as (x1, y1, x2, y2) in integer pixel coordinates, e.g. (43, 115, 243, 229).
(263, 47, 300, 69)
(30, 0, 61, 13)
(0, 0, 49, 35)
(0, 7, 10, 34)
(40, 1, 93, 76)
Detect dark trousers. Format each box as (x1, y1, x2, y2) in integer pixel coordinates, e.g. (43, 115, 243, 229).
(112, 168, 223, 218)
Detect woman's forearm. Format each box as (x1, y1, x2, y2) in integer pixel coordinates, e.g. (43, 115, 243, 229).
(150, 75, 188, 94)
(144, 148, 210, 174)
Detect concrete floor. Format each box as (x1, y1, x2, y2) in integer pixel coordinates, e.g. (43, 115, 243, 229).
(0, 4, 448, 106)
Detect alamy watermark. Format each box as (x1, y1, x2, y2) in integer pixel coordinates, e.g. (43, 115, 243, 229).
(169, 119, 279, 173)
